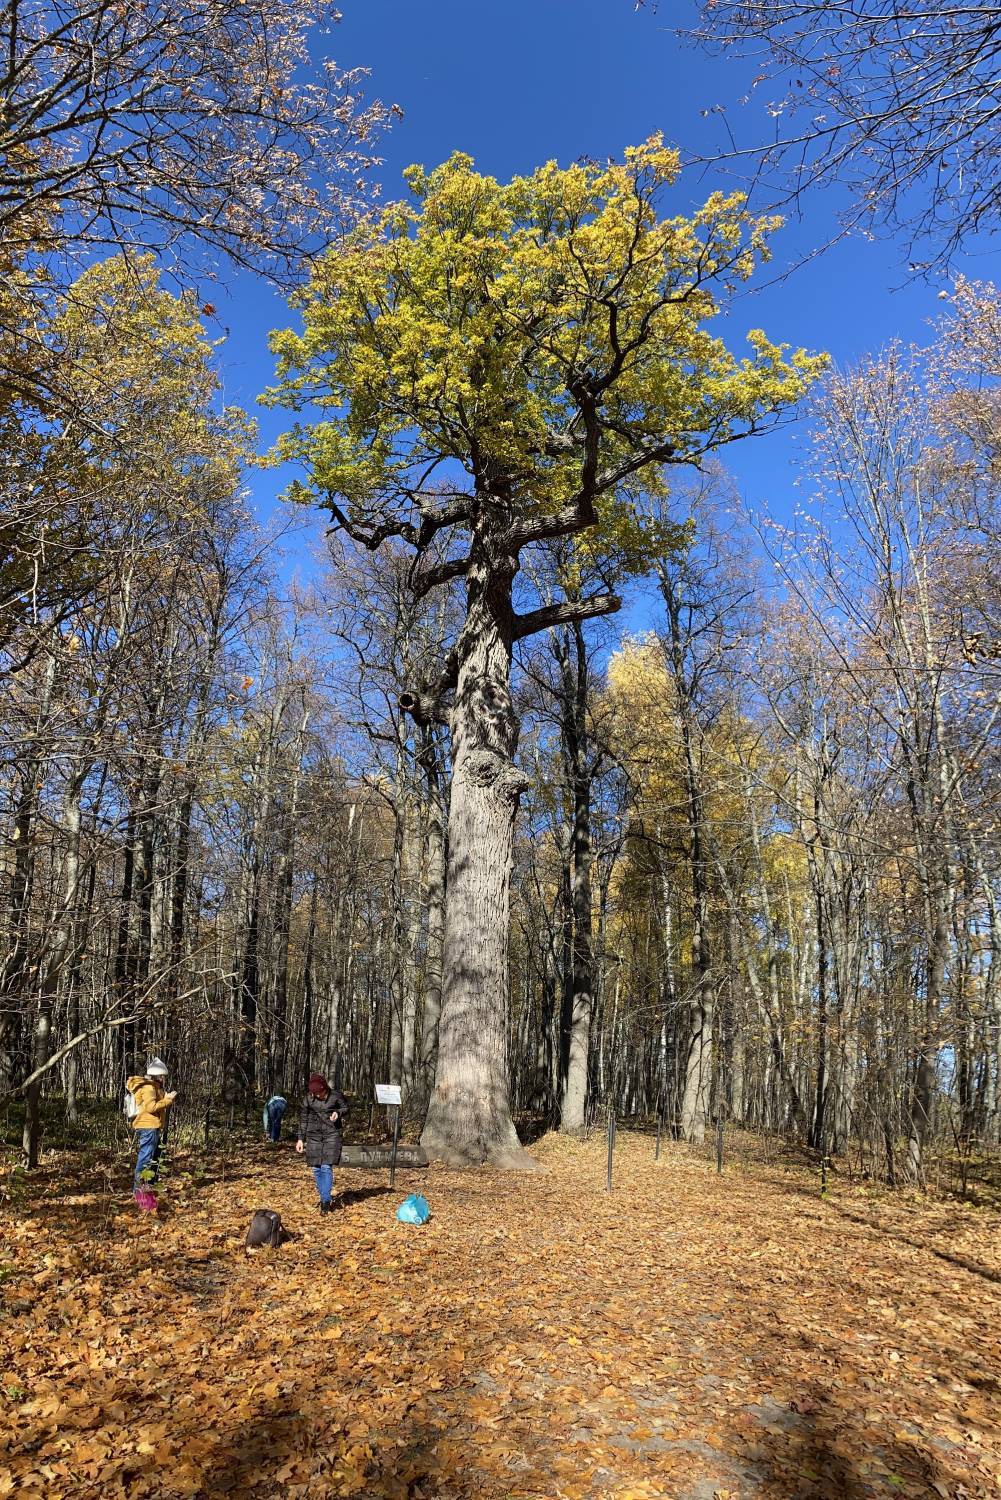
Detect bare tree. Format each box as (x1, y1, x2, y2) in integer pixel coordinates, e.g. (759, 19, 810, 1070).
(0, 0, 387, 281)
(674, 1, 1001, 269)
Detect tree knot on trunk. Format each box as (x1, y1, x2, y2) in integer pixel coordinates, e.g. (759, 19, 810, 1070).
(464, 749, 530, 802)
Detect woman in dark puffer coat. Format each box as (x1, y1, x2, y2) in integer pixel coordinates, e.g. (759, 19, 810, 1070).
(296, 1073, 349, 1212)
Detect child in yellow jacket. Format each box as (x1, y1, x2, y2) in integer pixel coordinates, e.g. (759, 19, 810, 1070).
(126, 1058, 176, 1211)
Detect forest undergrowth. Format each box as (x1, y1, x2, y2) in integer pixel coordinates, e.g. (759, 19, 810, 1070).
(2, 1131, 999, 1499)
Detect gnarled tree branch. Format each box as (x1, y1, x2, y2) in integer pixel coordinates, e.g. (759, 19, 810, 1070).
(512, 592, 621, 642)
(409, 552, 472, 601)
(399, 645, 459, 725)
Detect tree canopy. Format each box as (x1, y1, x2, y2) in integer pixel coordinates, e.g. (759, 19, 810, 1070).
(268, 136, 824, 597)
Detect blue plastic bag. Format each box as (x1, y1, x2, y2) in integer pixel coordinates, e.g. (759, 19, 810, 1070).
(396, 1193, 431, 1225)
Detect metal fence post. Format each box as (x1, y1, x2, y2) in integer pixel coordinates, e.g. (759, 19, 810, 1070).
(389, 1103, 401, 1190)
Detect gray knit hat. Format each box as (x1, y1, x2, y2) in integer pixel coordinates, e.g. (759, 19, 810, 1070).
(145, 1057, 169, 1078)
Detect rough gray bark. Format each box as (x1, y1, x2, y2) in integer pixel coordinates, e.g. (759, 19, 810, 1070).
(420, 547, 533, 1167)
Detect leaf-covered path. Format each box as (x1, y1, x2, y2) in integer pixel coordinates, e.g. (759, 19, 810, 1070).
(3, 1132, 1000, 1498)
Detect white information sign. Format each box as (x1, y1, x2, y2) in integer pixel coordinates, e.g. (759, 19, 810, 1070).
(376, 1083, 402, 1106)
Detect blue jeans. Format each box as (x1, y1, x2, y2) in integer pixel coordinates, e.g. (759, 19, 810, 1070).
(265, 1100, 286, 1142)
(311, 1164, 333, 1204)
(134, 1128, 161, 1190)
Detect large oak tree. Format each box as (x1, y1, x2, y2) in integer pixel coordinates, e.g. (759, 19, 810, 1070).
(268, 138, 823, 1165)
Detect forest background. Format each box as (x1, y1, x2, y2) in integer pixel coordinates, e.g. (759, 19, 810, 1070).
(3, 0, 1000, 1191)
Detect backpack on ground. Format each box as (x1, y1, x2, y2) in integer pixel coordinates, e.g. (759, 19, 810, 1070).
(245, 1208, 291, 1249)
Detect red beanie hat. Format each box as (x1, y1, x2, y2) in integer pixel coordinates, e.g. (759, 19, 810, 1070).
(308, 1073, 329, 1097)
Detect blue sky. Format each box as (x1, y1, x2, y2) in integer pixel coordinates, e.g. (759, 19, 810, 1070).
(215, 0, 989, 596)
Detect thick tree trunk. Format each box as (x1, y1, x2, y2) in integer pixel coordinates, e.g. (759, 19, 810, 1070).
(420, 549, 533, 1168)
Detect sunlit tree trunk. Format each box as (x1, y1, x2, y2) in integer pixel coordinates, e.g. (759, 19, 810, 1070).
(421, 546, 531, 1167)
